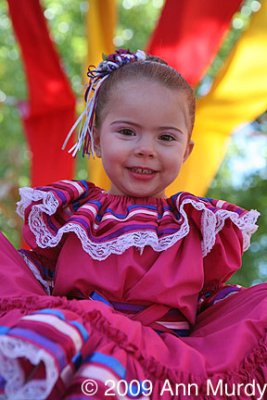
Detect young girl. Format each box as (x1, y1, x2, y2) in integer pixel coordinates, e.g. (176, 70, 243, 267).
(0, 49, 266, 400)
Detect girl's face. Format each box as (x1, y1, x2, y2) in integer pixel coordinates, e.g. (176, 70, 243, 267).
(94, 78, 194, 198)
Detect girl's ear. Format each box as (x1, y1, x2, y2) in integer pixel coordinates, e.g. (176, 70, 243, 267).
(183, 139, 194, 162)
(93, 127, 101, 158)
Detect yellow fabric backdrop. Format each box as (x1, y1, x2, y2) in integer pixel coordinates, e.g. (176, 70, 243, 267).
(169, 0, 267, 196)
(86, 0, 116, 188)
(86, 0, 116, 66)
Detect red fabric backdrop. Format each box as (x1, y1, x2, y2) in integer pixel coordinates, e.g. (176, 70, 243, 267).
(147, 0, 243, 86)
(7, 0, 75, 186)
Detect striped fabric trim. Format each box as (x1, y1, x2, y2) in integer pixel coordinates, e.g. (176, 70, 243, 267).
(89, 352, 126, 378)
(78, 354, 149, 400)
(156, 321, 190, 330)
(23, 314, 83, 353)
(0, 307, 93, 398)
(19, 251, 52, 294)
(198, 284, 244, 313)
(17, 180, 260, 260)
(90, 291, 190, 336)
(79, 366, 151, 400)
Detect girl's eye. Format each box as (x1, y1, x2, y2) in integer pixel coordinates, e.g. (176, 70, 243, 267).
(159, 134, 176, 142)
(119, 128, 135, 136)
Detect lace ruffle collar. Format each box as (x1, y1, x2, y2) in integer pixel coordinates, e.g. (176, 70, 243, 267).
(17, 180, 260, 261)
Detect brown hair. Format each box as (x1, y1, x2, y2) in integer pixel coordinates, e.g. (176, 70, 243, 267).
(94, 54, 196, 134)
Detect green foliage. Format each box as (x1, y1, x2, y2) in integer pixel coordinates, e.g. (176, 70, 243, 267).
(116, 0, 163, 50)
(0, 3, 27, 183)
(207, 129, 267, 287)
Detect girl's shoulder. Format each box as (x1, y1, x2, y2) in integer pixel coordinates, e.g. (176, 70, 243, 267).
(171, 191, 260, 256)
(17, 180, 260, 260)
(17, 180, 101, 215)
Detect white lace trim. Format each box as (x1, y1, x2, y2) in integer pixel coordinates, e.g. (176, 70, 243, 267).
(19, 252, 51, 295)
(176, 195, 260, 256)
(16, 187, 59, 219)
(17, 187, 260, 261)
(0, 336, 58, 400)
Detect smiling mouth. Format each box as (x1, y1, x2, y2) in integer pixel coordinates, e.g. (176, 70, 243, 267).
(127, 167, 157, 175)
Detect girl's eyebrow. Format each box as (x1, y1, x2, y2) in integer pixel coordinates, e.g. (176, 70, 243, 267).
(110, 120, 140, 127)
(158, 126, 184, 134)
(110, 120, 184, 133)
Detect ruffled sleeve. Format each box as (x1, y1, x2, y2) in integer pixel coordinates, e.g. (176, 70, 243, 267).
(16, 180, 98, 265)
(173, 192, 260, 289)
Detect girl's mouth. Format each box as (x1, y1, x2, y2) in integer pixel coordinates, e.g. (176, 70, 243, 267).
(128, 167, 156, 175)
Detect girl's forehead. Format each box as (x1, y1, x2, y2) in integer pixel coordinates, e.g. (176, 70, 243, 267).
(109, 77, 186, 103)
(113, 76, 167, 90)
(97, 76, 193, 134)
(99, 79, 191, 133)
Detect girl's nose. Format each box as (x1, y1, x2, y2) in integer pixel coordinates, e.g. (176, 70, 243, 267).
(134, 137, 155, 158)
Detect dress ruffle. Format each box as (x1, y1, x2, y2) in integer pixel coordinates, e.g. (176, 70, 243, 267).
(0, 289, 267, 399)
(0, 222, 266, 399)
(16, 180, 260, 261)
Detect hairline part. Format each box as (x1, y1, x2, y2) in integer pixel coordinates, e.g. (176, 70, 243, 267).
(94, 59, 196, 135)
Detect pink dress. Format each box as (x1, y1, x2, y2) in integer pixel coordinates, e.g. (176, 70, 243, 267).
(0, 179, 266, 400)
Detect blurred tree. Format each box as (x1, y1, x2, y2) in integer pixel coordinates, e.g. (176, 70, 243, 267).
(207, 119, 267, 287)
